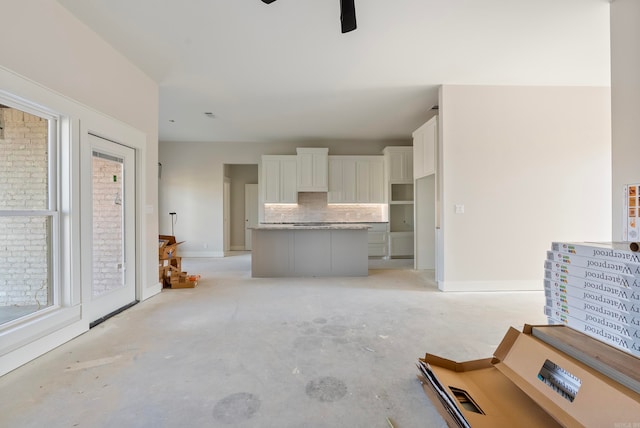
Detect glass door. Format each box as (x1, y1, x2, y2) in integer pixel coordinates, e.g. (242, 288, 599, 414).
(83, 134, 136, 324)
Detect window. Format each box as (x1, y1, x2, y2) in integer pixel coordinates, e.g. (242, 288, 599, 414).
(0, 103, 57, 325)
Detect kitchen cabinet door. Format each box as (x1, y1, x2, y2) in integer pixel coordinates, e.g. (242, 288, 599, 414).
(368, 157, 385, 203)
(296, 148, 328, 192)
(413, 116, 437, 179)
(261, 155, 297, 203)
(356, 159, 371, 203)
(281, 157, 298, 202)
(355, 157, 385, 203)
(328, 157, 357, 203)
(384, 147, 413, 182)
(389, 232, 414, 257)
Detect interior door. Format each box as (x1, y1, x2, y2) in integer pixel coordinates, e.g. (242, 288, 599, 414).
(245, 184, 259, 250)
(82, 134, 136, 323)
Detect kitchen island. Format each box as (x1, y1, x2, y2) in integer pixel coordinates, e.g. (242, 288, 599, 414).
(250, 223, 370, 277)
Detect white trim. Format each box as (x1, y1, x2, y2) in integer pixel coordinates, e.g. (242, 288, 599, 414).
(0, 306, 81, 357)
(0, 318, 87, 377)
(437, 279, 542, 292)
(141, 282, 163, 301)
(180, 250, 226, 258)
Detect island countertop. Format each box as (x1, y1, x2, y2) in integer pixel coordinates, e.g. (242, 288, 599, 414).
(250, 223, 372, 230)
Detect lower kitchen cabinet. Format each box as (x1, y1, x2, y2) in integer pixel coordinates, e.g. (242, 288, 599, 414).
(367, 223, 388, 257)
(389, 232, 414, 257)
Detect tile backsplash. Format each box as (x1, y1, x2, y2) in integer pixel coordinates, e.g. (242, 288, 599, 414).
(264, 192, 387, 223)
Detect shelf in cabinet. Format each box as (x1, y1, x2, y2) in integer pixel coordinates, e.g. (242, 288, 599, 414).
(389, 201, 414, 205)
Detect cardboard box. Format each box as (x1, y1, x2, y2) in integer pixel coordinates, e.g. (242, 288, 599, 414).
(552, 242, 640, 264)
(418, 325, 640, 427)
(547, 251, 640, 277)
(159, 235, 185, 260)
(168, 271, 199, 289)
(544, 278, 639, 306)
(544, 260, 640, 288)
(544, 280, 637, 316)
(544, 297, 640, 339)
(546, 310, 640, 356)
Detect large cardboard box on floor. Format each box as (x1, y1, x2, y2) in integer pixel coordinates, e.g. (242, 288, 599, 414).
(417, 324, 640, 427)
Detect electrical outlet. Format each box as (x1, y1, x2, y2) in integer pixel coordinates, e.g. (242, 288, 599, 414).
(203, 243, 208, 249)
(455, 204, 465, 214)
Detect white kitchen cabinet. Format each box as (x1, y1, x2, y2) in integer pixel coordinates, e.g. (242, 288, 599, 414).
(383, 146, 413, 182)
(413, 116, 437, 179)
(389, 232, 414, 257)
(328, 156, 384, 203)
(261, 155, 297, 203)
(356, 157, 385, 203)
(367, 223, 388, 257)
(384, 146, 414, 257)
(296, 148, 328, 192)
(328, 157, 357, 203)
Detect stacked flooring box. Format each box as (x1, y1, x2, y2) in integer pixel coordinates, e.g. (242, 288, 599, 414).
(544, 242, 640, 357)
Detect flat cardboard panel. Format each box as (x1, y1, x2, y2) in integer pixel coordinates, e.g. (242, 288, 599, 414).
(420, 354, 561, 427)
(419, 325, 640, 428)
(497, 330, 640, 427)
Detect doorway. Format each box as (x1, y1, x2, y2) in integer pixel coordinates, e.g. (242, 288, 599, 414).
(224, 164, 259, 252)
(82, 134, 137, 324)
(415, 174, 436, 270)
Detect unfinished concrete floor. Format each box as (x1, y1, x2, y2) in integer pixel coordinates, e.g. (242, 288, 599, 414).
(1, 254, 548, 427)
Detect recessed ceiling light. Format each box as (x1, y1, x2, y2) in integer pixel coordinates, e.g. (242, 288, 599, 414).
(204, 112, 216, 119)
(169, 119, 175, 123)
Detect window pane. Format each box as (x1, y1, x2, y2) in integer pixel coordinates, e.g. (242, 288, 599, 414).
(0, 216, 52, 324)
(92, 153, 124, 297)
(0, 106, 49, 210)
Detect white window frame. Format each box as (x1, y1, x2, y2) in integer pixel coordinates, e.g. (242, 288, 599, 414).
(0, 91, 81, 364)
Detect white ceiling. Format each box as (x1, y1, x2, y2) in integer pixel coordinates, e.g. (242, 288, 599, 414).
(57, 0, 610, 144)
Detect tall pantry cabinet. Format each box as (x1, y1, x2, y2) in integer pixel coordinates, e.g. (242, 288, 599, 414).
(383, 147, 414, 257)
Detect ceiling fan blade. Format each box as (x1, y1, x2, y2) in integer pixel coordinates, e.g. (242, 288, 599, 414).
(340, 0, 357, 33)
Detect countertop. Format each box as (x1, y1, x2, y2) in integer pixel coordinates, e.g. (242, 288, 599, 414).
(250, 223, 372, 230)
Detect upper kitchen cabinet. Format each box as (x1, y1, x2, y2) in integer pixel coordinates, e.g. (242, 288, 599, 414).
(383, 146, 413, 182)
(356, 157, 385, 203)
(261, 155, 297, 203)
(413, 116, 438, 179)
(296, 148, 328, 192)
(328, 156, 385, 203)
(328, 156, 357, 203)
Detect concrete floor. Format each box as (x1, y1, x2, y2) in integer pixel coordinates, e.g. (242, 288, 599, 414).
(0, 254, 548, 427)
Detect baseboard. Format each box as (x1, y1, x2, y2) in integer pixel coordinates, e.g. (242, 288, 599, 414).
(141, 282, 163, 301)
(0, 320, 87, 377)
(437, 280, 543, 292)
(179, 250, 224, 258)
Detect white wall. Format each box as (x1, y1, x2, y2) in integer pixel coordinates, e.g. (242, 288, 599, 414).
(0, 0, 159, 298)
(611, 0, 640, 240)
(159, 140, 408, 256)
(438, 85, 611, 291)
(0, 0, 159, 375)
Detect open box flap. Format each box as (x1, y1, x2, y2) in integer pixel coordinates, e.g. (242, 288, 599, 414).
(420, 355, 561, 427)
(492, 326, 640, 427)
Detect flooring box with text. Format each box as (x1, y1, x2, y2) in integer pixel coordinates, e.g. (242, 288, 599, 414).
(417, 324, 640, 427)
